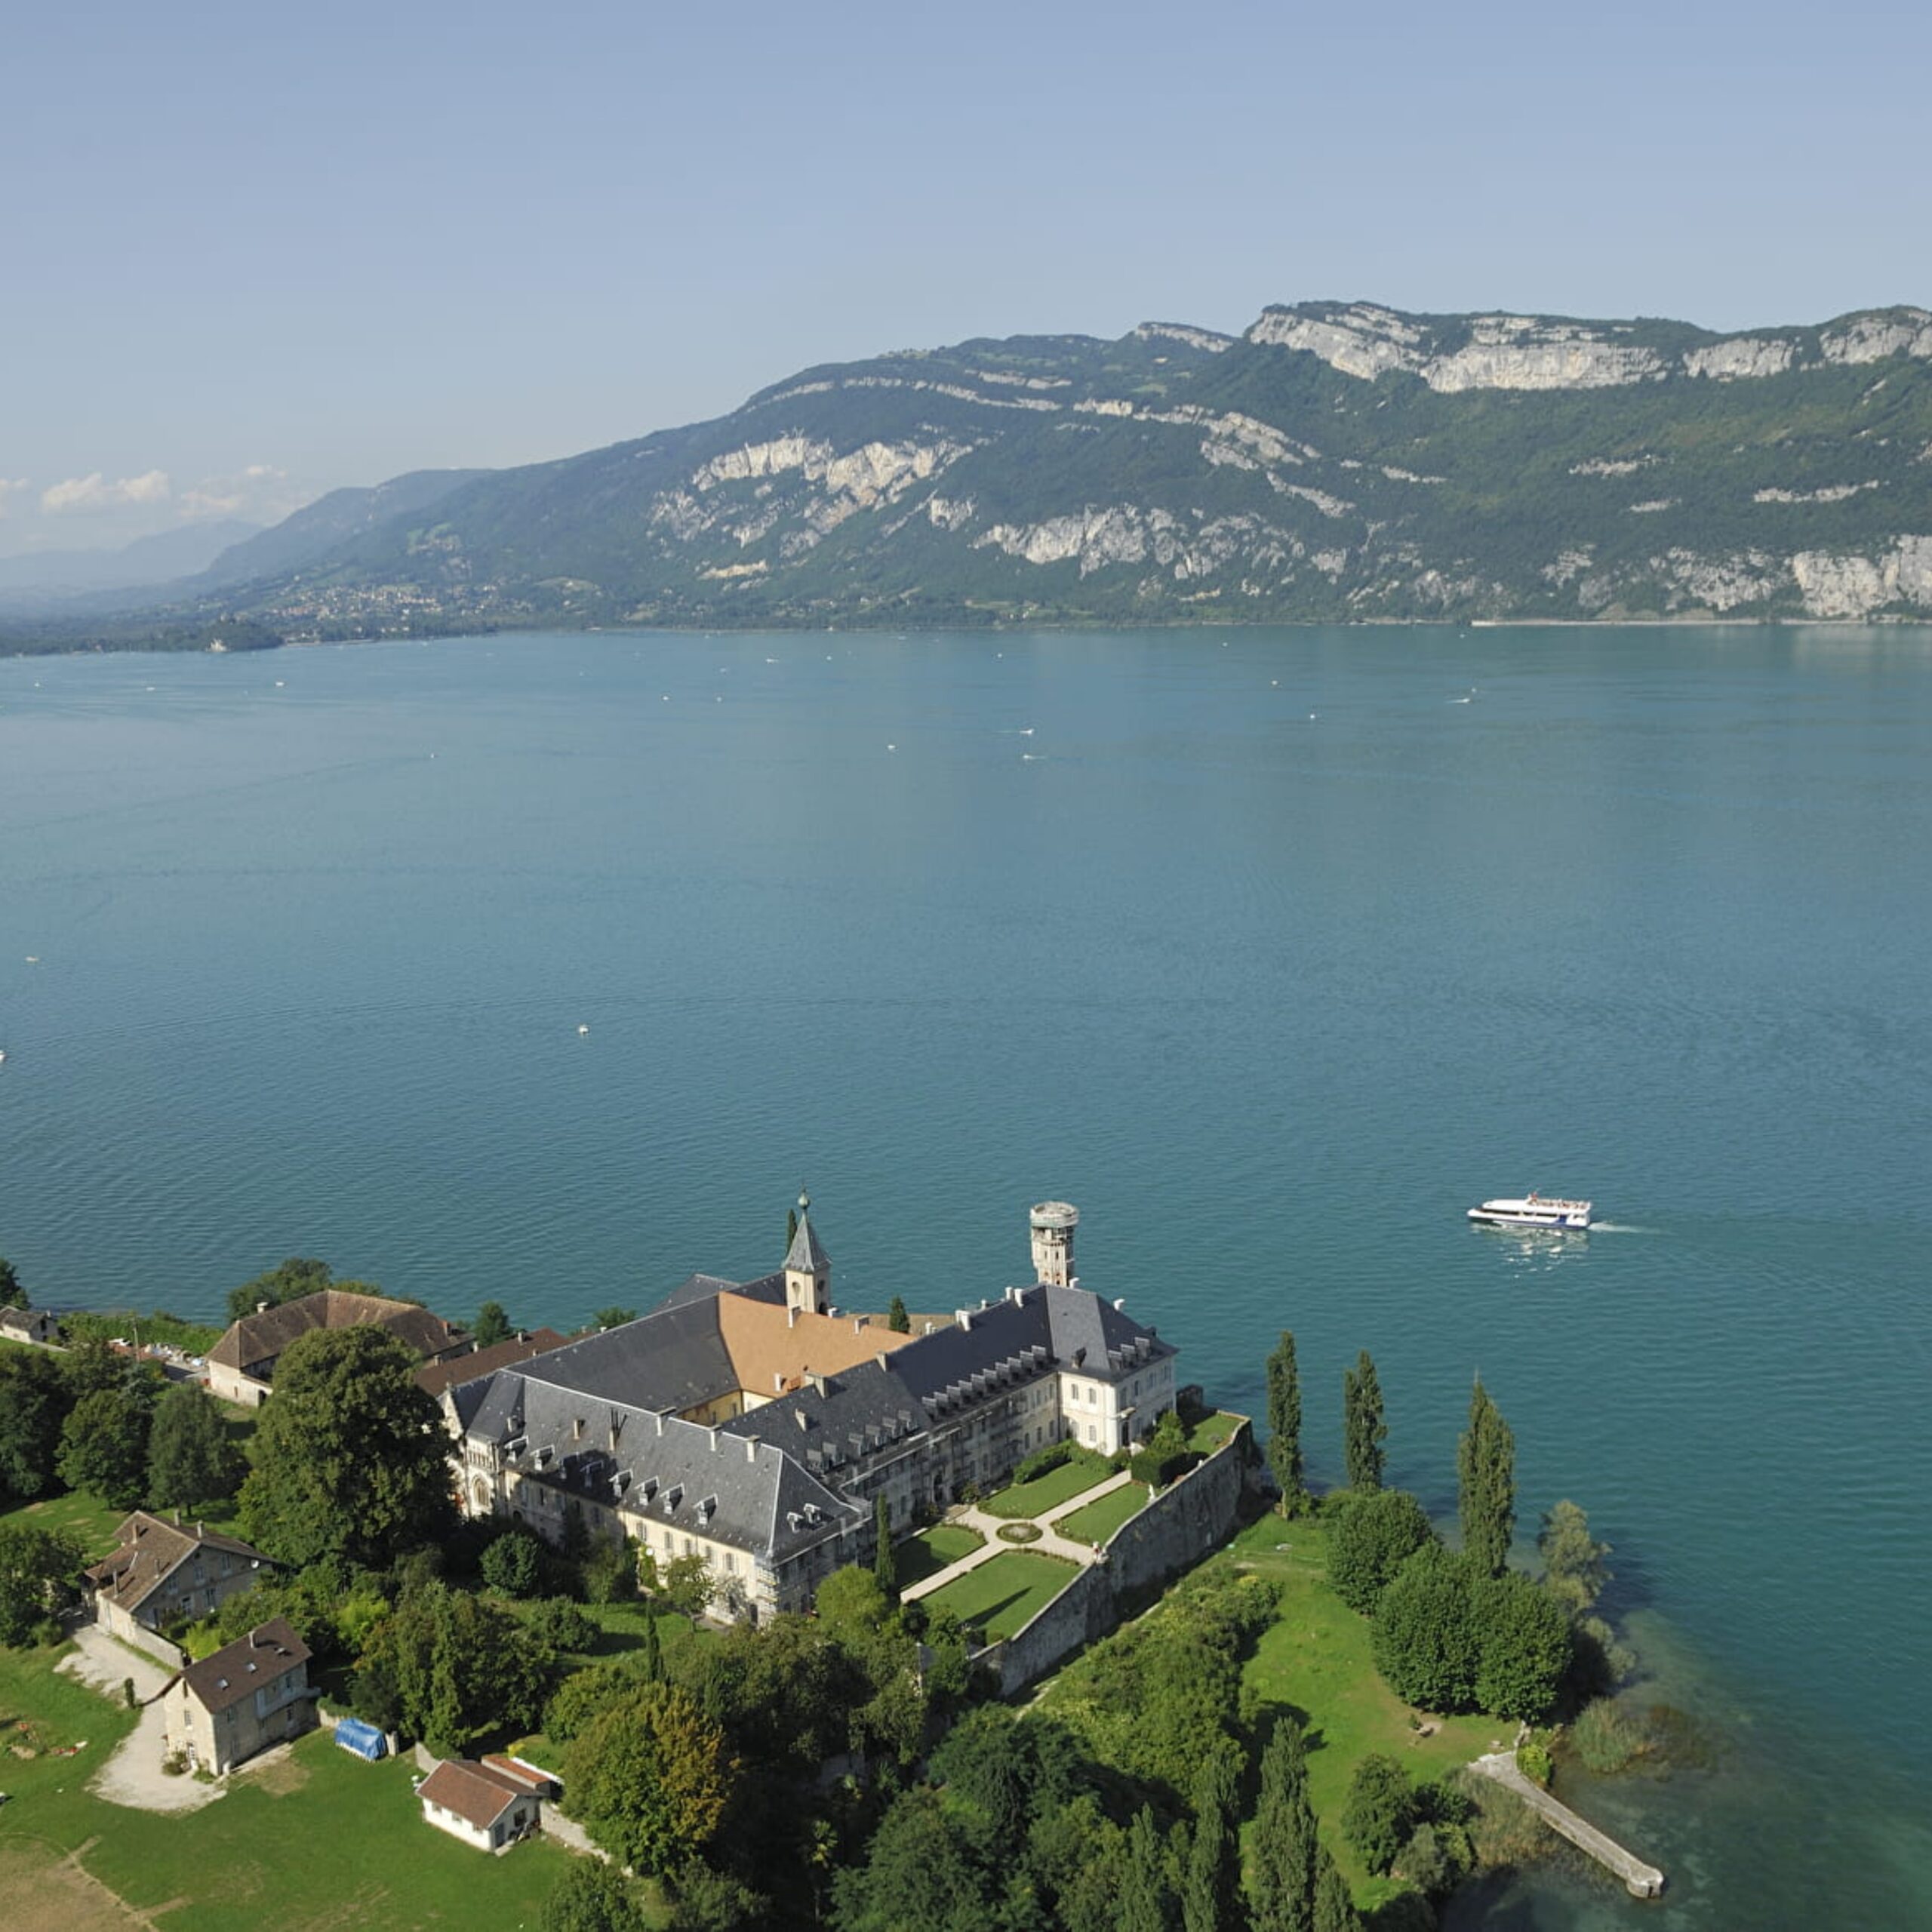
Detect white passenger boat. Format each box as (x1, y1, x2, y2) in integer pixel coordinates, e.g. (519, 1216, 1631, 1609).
(1467, 1192, 1592, 1232)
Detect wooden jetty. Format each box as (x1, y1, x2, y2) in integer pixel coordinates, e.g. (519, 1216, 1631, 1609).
(1469, 1751, 1666, 1899)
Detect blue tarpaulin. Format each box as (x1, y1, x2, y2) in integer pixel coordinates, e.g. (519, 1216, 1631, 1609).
(334, 1718, 387, 1761)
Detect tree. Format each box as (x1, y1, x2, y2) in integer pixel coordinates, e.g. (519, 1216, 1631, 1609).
(238, 1325, 455, 1570)
(562, 1682, 734, 1876)
(0, 1522, 85, 1644)
(540, 1860, 651, 1932)
(0, 1256, 25, 1309)
(472, 1301, 512, 1348)
(354, 1580, 555, 1753)
(1265, 1330, 1306, 1518)
(1180, 1746, 1241, 1932)
(640, 1595, 663, 1682)
(57, 1387, 152, 1509)
(146, 1380, 244, 1511)
(1537, 1500, 1611, 1617)
(1342, 1349, 1386, 1492)
(0, 1349, 71, 1502)
(593, 1306, 636, 1331)
(1341, 1754, 1416, 1873)
(1371, 1544, 1481, 1712)
(873, 1494, 898, 1602)
(63, 1334, 130, 1400)
(886, 1294, 911, 1334)
(1326, 1488, 1435, 1616)
(1470, 1571, 1574, 1721)
(1312, 1851, 1361, 1932)
(224, 1257, 335, 1324)
(1457, 1377, 1515, 1578)
(832, 1788, 999, 1932)
(814, 1563, 890, 1636)
(480, 1527, 546, 1597)
(657, 1552, 713, 1620)
(1251, 1716, 1318, 1932)
(1118, 1804, 1175, 1932)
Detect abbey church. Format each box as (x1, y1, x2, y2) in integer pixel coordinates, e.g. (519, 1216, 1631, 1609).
(443, 1198, 1177, 1621)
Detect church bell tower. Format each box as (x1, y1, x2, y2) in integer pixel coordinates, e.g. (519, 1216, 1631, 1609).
(783, 1189, 831, 1315)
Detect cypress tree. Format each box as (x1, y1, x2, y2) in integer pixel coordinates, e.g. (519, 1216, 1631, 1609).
(639, 1597, 663, 1683)
(1312, 1848, 1361, 1932)
(1248, 1717, 1318, 1932)
(1181, 1746, 1241, 1932)
(886, 1295, 911, 1334)
(873, 1494, 898, 1602)
(1265, 1331, 1306, 1518)
(1458, 1377, 1515, 1578)
(1118, 1804, 1174, 1932)
(786, 1207, 798, 1250)
(1342, 1349, 1386, 1492)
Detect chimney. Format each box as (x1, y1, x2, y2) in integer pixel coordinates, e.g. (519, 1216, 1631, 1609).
(706, 1427, 718, 1454)
(256, 1300, 269, 1315)
(1113, 1297, 1124, 1311)
(957, 1309, 972, 1331)
(248, 1627, 257, 1650)
(788, 1306, 801, 1328)
(852, 1315, 866, 1334)
(196, 1521, 204, 1539)
(875, 1352, 888, 1371)
(744, 1437, 757, 1463)
(774, 1371, 786, 1392)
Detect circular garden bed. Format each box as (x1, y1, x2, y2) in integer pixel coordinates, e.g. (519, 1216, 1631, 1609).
(996, 1521, 1043, 1545)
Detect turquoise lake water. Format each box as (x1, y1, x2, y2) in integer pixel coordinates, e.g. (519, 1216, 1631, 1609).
(1, 626, 1928, 1926)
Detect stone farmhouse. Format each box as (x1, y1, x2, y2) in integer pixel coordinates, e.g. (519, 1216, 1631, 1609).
(83, 1512, 273, 1650)
(443, 1198, 1177, 1622)
(208, 1288, 467, 1406)
(162, 1616, 315, 1774)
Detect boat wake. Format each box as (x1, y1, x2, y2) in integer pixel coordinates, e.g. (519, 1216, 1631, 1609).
(1586, 1221, 1654, 1235)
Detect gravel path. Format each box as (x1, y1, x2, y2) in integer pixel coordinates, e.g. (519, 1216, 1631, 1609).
(58, 1627, 227, 1814)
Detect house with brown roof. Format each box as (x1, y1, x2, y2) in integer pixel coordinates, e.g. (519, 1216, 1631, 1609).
(416, 1754, 555, 1852)
(208, 1289, 467, 1406)
(162, 1617, 314, 1774)
(84, 1512, 272, 1651)
(414, 1328, 569, 1400)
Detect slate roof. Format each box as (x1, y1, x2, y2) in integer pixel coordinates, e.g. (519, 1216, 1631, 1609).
(656, 1272, 787, 1315)
(471, 1371, 862, 1563)
(418, 1758, 531, 1830)
(415, 1329, 570, 1398)
(721, 1359, 931, 1481)
(180, 1617, 309, 1714)
(85, 1513, 270, 1617)
(513, 1300, 736, 1414)
(783, 1202, 829, 1277)
(210, 1291, 463, 1374)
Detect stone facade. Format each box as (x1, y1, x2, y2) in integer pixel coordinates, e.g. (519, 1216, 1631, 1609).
(163, 1617, 314, 1774)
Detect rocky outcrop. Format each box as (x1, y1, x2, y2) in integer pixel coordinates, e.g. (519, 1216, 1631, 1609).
(1793, 537, 1932, 617)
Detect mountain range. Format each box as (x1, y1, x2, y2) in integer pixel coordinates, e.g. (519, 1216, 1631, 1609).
(10, 300, 1932, 651)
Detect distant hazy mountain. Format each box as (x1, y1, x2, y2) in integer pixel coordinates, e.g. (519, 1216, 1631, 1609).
(12, 303, 1932, 648)
(0, 519, 260, 604)
(195, 469, 492, 587)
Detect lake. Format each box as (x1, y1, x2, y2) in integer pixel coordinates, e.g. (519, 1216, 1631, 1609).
(2, 624, 1928, 1927)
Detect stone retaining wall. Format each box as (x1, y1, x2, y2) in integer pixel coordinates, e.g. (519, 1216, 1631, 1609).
(981, 1417, 1252, 1695)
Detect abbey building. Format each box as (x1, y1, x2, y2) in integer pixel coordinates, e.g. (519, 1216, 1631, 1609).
(442, 1198, 1176, 1622)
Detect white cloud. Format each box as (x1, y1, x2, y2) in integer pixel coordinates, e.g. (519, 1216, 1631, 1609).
(180, 464, 294, 521)
(41, 469, 172, 514)
(0, 478, 29, 517)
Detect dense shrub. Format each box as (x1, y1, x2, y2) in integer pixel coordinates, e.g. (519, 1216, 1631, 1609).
(481, 1528, 546, 1597)
(1011, 1440, 1077, 1484)
(1516, 1739, 1554, 1789)
(1327, 1488, 1436, 1615)
(1343, 1752, 1417, 1873)
(1471, 1571, 1573, 1721)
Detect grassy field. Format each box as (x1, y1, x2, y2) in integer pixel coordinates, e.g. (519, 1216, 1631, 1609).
(0, 1487, 128, 1560)
(0, 1637, 575, 1929)
(1215, 1513, 1497, 1909)
(895, 1523, 983, 1589)
(1056, 1481, 1149, 1548)
(923, 1550, 1077, 1640)
(980, 1453, 1112, 1520)
(1185, 1409, 1241, 1454)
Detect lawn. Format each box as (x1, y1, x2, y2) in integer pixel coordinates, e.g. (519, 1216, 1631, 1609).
(895, 1523, 984, 1589)
(1214, 1514, 1498, 1909)
(0, 1487, 128, 1559)
(1185, 1409, 1241, 1454)
(0, 1638, 577, 1930)
(924, 1550, 1078, 1641)
(980, 1453, 1112, 1520)
(1057, 1481, 1149, 1548)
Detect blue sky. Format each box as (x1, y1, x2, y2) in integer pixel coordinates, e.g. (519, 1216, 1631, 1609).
(3, 0, 1926, 555)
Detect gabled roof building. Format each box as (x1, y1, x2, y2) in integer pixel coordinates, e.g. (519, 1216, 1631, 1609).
(444, 1199, 1176, 1623)
(163, 1617, 315, 1774)
(208, 1289, 468, 1407)
(83, 1512, 273, 1647)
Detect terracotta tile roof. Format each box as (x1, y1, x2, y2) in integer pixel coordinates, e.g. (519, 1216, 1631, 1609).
(210, 1290, 463, 1374)
(715, 1295, 918, 1401)
(418, 1758, 533, 1830)
(180, 1617, 310, 1714)
(84, 1512, 269, 1616)
(415, 1329, 570, 1398)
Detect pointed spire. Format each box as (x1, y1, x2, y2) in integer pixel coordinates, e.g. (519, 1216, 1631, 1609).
(784, 1189, 829, 1275)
